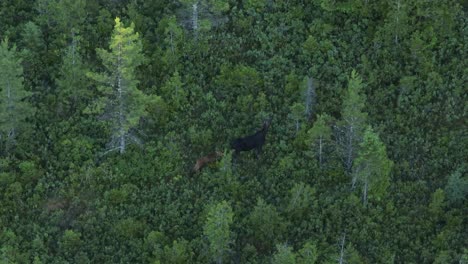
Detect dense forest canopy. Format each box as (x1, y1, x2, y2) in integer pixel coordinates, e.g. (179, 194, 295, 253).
(0, 0, 467, 263)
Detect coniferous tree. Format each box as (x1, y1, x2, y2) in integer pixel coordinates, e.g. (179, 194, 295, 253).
(289, 102, 305, 134)
(87, 17, 154, 154)
(55, 33, 89, 116)
(0, 38, 33, 150)
(353, 126, 392, 205)
(272, 244, 296, 264)
(444, 168, 467, 205)
(306, 114, 332, 168)
(297, 242, 318, 264)
(337, 70, 368, 184)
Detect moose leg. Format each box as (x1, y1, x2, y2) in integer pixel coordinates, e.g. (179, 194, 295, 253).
(255, 146, 262, 159)
(232, 150, 239, 165)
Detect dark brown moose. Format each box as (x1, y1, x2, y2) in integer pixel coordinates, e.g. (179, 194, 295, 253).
(230, 118, 271, 160)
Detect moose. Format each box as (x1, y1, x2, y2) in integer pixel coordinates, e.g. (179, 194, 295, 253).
(230, 118, 271, 160)
(192, 151, 224, 174)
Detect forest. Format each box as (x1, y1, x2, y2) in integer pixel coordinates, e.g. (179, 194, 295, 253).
(0, 0, 467, 263)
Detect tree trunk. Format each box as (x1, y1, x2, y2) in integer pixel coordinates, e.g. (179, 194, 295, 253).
(319, 135, 323, 168)
(363, 179, 368, 206)
(117, 43, 125, 154)
(192, 2, 198, 39)
(338, 233, 346, 264)
(305, 76, 316, 121)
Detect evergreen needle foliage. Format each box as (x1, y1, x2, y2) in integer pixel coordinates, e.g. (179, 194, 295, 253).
(0, 1, 465, 263)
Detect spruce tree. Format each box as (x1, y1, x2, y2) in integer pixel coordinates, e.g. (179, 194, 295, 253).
(353, 126, 393, 205)
(0, 38, 33, 150)
(87, 17, 153, 154)
(338, 70, 368, 184)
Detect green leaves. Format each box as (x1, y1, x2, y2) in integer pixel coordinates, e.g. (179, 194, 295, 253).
(203, 201, 234, 263)
(272, 244, 296, 264)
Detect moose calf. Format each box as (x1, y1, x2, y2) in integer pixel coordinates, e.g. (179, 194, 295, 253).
(192, 151, 224, 174)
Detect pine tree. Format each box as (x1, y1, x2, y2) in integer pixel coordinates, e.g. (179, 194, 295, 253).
(444, 167, 468, 205)
(87, 17, 154, 154)
(353, 126, 392, 205)
(0, 38, 33, 150)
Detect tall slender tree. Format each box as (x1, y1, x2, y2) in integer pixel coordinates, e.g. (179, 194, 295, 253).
(87, 17, 153, 154)
(337, 70, 368, 184)
(0, 38, 33, 150)
(306, 114, 332, 168)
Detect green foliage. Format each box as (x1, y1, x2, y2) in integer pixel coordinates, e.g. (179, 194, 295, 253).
(286, 182, 316, 218)
(445, 168, 468, 205)
(247, 198, 286, 254)
(59, 230, 82, 258)
(353, 126, 393, 205)
(203, 201, 233, 264)
(428, 188, 446, 219)
(0, 38, 33, 149)
(338, 70, 368, 174)
(272, 244, 296, 264)
(289, 102, 305, 133)
(55, 34, 90, 116)
(305, 113, 332, 167)
(0, 1, 465, 263)
(297, 242, 318, 264)
(87, 17, 156, 154)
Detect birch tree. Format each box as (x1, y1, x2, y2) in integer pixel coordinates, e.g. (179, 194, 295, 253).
(0, 39, 33, 149)
(87, 17, 152, 154)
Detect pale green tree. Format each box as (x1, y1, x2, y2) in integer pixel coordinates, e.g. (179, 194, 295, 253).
(272, 244, 296, 264)
(297, 242, 318, 264)
(179, 0, 229, 33)
(289, 102, 305, 134)
(87, 17, 155, 154)
(203, 201, 234, 264)
(444, 167, 468, 205)
(353, 126, 393, 205)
